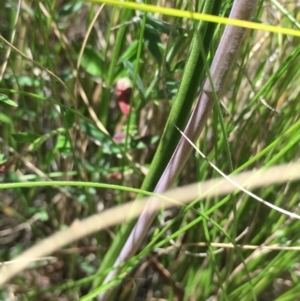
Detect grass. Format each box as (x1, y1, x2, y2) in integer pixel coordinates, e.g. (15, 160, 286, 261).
(0, 0, 300, 300)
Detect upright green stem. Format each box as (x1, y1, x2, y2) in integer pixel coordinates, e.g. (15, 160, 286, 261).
(97, 0, 257, 299)
(95, 0, 221, 298)
(100, 9, 131, 128)
(141, 0, 221, 193)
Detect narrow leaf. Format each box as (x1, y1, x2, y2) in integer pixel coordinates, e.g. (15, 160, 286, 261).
(73, 44, 106, 78)
(12, 132, 40, 143)
(0, 94, 18, 107)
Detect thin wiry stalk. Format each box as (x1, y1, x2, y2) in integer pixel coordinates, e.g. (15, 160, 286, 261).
(98, 0, 257, 299)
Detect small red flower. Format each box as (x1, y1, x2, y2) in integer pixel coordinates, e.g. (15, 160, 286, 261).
(116, 78, 132, 116)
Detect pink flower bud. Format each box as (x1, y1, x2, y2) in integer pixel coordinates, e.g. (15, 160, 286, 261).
(115, 78, 132, 116)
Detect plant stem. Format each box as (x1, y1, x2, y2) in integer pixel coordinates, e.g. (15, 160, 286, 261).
(97, 0, 257, 299)
(92, 0, 221, 292)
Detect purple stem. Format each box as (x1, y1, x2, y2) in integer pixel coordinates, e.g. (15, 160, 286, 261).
(98, 0, 257, 299)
